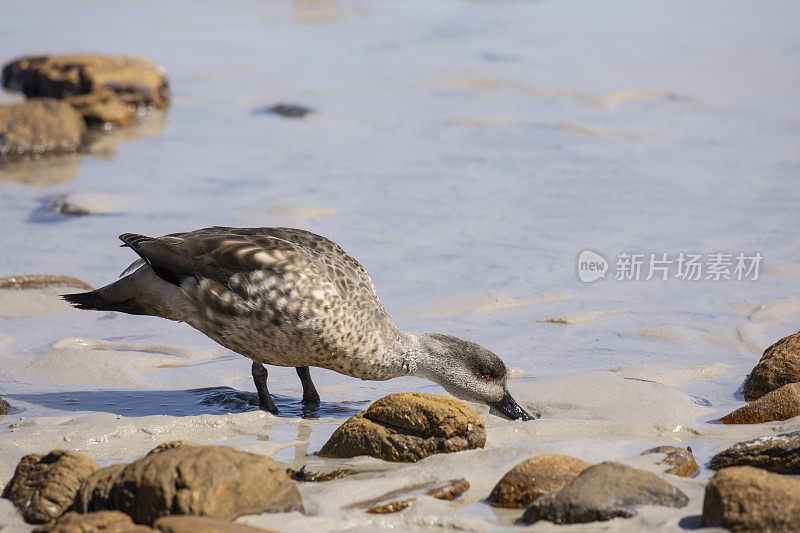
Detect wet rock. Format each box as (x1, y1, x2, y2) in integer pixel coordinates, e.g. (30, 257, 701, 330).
(487, 454, 591, 508)
(351, 478, 470, 514)
(701, 466, 800, 531)
(66, 89, 135, 127)
(720, 382, 800, 424)
(260, 103, 314, 118)
(743, 330, 800, 400)
(318, 393, 485, 462)
(640, 446, 699, 477)
(0, 274, 93, 290)
(709, 431, 800, 474)
(0, 99, 86, 159)
(0, 396, 10, 419)
(153, 515, 278, 533)
(288, 466, 358, 482)
(518, 462, 688, 525)
(75, 441, 303, 525)
(2, 55, 170, 110)
(2, 450, 100, 523)
(33, 511, 154, 533)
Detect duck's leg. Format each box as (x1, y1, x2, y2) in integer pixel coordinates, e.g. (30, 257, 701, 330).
(252, 361, 278, 414)
(295, 366, 320, 404)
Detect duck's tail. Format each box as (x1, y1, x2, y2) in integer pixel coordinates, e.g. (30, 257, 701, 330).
(62, 289, 147, 315)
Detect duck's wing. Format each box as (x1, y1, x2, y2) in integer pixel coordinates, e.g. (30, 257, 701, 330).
(119, 226, 383, 316)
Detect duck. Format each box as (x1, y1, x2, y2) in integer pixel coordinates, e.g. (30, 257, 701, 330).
(63, 226, 533, 420)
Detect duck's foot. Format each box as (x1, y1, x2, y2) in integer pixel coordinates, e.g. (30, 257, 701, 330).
(296, 366, 321, 405)
(252, 361, 279, 414)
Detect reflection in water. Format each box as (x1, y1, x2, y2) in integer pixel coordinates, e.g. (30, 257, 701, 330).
(7, 386, 365, 419)
(86, 110, 168, 160)
(0, 155, 82, 186)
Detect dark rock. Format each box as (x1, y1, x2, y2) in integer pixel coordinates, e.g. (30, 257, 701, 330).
(701, 466, 800, 531)
(518, 462, 688, 525)
(720, 382, 800, 424)
(33, 511, 154, 533)
(317, 392, 485, 462)
(288, 466, 357, 482)
(2, 55, 170, 110)
(153, 515, 279, 533)
(641, 446, 699, 477)
(261, 104, 314, 118)
(2, 450, 100, 523)
(487, 454, 591, 508)
(74, 441, 303, 525)
(709, 431, 800, 474)
(743, 330, 800, 400)
(0, 99, 86, 159)
(0, 274, 93, 290)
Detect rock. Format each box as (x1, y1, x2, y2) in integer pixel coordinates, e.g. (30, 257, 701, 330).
(317, 393, 486, 462)
(720, 382, 800, 424)
(0, 274, 93, 290)
(153, 515, 278, 533)
(2, 450, 100, 523)
(709, 431, 800, 474)
(701, 466, 800, 531)
(743, 331, 800, 400)
(75, 441, 303, 525)
(66, 89, 135, 127)
(640, 446, 699, 477)
(288, 466, 358, 482)
(260, 103, 314, 118)
(33, 511, 154, 533)
(518, 462, 688, 525)
(2, 55, 170, 110)
(487, 454, 591, 508)
(351, 478, 470, 514)
(0, 99, 86, 159)
(0, 396, 10, 419)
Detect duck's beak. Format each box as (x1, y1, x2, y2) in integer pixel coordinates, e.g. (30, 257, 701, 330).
(490, 389, 535, 421)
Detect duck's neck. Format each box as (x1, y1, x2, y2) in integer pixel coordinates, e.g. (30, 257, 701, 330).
(396, 332, 443, 381)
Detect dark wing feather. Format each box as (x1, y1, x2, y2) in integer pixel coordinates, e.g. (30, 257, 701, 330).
(119, 227, 379, 302)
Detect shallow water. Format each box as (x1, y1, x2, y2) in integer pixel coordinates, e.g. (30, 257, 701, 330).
(1, 0, 799, 531)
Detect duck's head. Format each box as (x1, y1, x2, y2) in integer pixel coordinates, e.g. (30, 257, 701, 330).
(416, 333, 534, 421)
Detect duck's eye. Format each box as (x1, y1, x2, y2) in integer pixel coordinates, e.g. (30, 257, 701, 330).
(482, 372, 492, 379)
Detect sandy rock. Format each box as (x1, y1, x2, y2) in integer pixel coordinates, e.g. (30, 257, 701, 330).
(701, 466, 800, 531)
(2, 450, 100, 523)
(487, 454, 591, 508)
(720, 382, 800, 424)
(640, 446, 699, 477)
(317, 393, 486, 462)
(153, 515, 278, 533)
(33, 511, 154, 533)
(709, 431, 800, 474)
(743, 330, 800, 400)
(2, 55, 170, 110)
(518, 462, 688, 525)
(75, 441, 303, 525)
(0, 397, 10, 419)
(66, 89, 135, 126)
(0, 274, 93, 290)
(0, 99, 86, 159)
